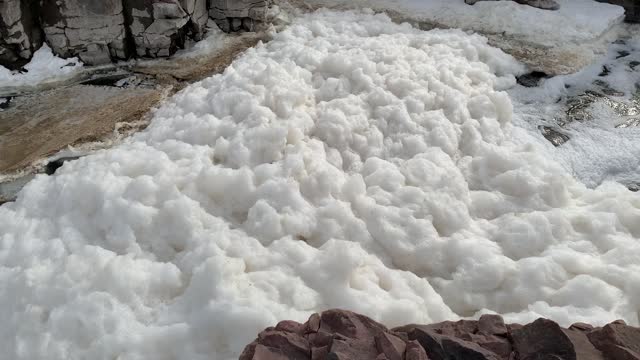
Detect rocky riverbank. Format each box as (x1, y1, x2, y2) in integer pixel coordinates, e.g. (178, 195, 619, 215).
(0, 0, 268, 69)
(241, 309, 640, 360)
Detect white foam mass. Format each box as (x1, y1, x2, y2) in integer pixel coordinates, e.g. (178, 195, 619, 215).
(1, 9, 640, 360)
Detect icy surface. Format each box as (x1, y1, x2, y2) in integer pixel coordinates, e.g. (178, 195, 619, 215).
(2, 10, 640, 360)
(0, 44, 83, 89)
(307, 0, 625, 47)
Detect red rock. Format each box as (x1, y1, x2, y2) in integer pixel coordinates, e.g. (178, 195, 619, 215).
(311, 345, 329, 360)
(257, 330, 310, 359)
(405, 340, 429, 360)
(462, 333, 512, 359)
(512, 318, 604, 360)
(239, 341, 258, 360)
(305, 313, 321, 334)
(375, 332, 406, 360)
(597, 344, 640, 360)
(588, 323, 640, 355)
(479, 315, 508, 336)
(328, 337, 381, 360)
(276, 320, 304, 334)
(319, 309, 388, 340)
(442, 337, 501, 360)
(307, 331, 334, 348)
(406, 326, 500, 360)
(427, 320, 479, 337)
(570, 323, 595, 332)
(252, 344, 294, 360)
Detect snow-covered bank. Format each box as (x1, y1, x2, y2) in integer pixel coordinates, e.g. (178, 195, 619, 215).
(303, 0, 625, 74)
(0, 45, 83, 89)
(1, 9, 640, 360)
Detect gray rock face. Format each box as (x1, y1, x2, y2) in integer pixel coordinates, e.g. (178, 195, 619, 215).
(124, 0, 207, 58)
(0, 0, 42, 69)
(209, 0, 267, 32)
(40, 0, 127, 65)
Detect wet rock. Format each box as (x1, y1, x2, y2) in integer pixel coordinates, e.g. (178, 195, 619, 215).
(630, 61, 640, 71)
(41, 0, 127, 65)
(79, 71, 133, 87)
(627, 183, 640, 192)
(45, 156, 81, 175)
(0, 0, 42, 69)
(615, 118, 640, 128)
(517, 71, 549, 87)
(598, 86, 625, 97)
(512, 318, 604, 360)
(588, 323, 640, 356)
(599, 65, 611, 77)
(616, 50, 630, 59)
(209, 0, 268, 32)
(0, 96, 11, 110)
(465, 0, 560, 10)
(540, 126, 570, 146)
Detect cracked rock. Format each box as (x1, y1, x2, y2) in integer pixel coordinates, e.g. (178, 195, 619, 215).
(209, 0, 268, 32)
(41, 0, 127, 65)
(125, 0, 206, 58)
(0, 0, 42, 69)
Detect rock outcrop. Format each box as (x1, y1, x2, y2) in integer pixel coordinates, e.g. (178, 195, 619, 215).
(41, 0, 128, 64)
(209, 0, 268, 32)
(0, 0, 268, 68)
(124, 0, 208, 58)
(0, 0, 42, 69)
(240, 309, 640, 360)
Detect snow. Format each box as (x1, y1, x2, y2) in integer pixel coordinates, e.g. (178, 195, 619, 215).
(0, 44, 83, 89)
(2, 9, 640, 360)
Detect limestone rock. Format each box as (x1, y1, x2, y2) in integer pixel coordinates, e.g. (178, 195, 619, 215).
(0, 0, 42, 69)
(124, 0, 198, 58)
(209, 0, 268, 32)
(41, 0, 127, 65)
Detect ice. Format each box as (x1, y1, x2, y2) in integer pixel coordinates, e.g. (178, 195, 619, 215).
(0, 44, 83, 89)
(1, 9, 640, 360)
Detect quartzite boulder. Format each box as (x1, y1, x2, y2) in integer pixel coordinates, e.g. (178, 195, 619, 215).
(0, 0, 42, 69)
(40, 0, 127, 65)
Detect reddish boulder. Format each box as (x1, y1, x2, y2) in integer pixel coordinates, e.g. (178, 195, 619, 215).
(512, 318, 603, 360)
(588, 323, 640, 359)
(375, 332, 406, 360)
(405, 340, 429, 360)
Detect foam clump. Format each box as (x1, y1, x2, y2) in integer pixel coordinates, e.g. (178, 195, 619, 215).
(1, 9, 639, 360)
